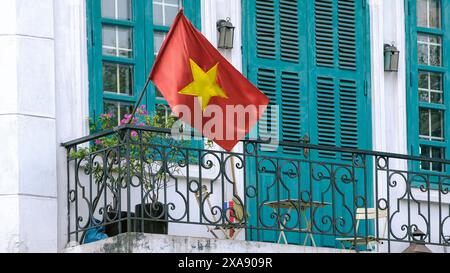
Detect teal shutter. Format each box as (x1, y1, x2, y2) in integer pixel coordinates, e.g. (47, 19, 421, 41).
(250, 0, 307, 155)
(244, 0, 371, 246)
(246, 0, 369, 156)
(313, 0, 369, 160)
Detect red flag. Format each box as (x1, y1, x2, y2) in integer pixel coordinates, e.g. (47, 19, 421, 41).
(150, 10, 269, 152)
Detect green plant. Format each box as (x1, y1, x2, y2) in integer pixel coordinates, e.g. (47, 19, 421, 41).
(70, 105, 210, 203)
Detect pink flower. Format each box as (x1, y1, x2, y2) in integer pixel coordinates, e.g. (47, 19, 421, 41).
(137, 122, 145, 127)
(124, 114, 132, 119)
(131, 131, 138, 137)
(101, 113, 113, 119)
(140, 105, 146, 109)
(95, 139, 103, 145)
(120, 118, 130, 125)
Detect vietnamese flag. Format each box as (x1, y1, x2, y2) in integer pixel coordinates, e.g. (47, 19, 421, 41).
(149, 10, 269, 152)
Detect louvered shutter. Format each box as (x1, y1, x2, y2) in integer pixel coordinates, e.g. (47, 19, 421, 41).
(251, 0, 305, 155)
(313, 0, 367, 160)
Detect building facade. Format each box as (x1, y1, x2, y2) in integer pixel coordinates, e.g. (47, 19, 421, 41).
(0, 0, 449, 253)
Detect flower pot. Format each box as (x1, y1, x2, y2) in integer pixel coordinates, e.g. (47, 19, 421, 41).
(104, 211, 135, 237)
(135, 202, 168, 235)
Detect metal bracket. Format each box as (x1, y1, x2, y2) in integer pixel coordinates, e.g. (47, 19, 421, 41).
(302, 134, 310, 157)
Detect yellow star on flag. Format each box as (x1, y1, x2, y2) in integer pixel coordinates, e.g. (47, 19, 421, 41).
(178, 58, 228, 111)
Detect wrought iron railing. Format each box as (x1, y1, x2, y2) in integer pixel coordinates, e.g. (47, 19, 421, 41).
(62, 125, 450, 252)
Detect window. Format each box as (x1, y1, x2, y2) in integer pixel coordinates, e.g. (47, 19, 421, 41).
(407, 0, 449, 174)
(87, 0, 200, 125)
(416, 0, 440, 29)
(417, 33, 441, 66)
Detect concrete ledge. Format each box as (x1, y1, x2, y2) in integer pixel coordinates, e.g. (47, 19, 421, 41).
(62, 233, 355, 253)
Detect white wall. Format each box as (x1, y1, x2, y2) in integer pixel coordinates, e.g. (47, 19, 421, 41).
(0, 0, 57, 252)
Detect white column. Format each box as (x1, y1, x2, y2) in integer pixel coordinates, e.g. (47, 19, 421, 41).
(54, 0, 90, 251)
(0, 0, 57, 252)
(382, 0, 408, 155)
(369, 0, 407, 155)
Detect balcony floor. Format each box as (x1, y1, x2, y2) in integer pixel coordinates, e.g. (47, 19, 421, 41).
(62, 233, 356, 253)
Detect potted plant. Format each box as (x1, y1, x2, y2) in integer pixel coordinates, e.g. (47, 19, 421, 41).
(70, 105, 193, 237)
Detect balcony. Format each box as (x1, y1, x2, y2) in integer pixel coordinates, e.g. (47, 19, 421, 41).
(62, 125, 450, 253)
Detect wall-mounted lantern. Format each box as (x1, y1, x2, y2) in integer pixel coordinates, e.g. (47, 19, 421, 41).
(384, 43, 400, 72)
(402, 229, 433, 253)
(217, 18, 235, 49)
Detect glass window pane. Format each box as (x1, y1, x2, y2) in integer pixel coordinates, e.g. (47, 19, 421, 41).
(418, 43, 429, 65)
(119, 64, 134, 95)
(154, 31, 166, 57)
(104, 101, 119, 124)
(165, 6, 179, 26)
(102, 26, 133, 58)
(429, 44, 441, 66)
(417, 34, 442, 66)
(428, 0, 441, 28)
(419, 108, 430, 136)
(103, 62, 118, 93)
(430, 92, 442, 104)
(417, 0, 441, 28)
(102, 26, 116, 56)
(103, 100, 133, 126)
(419, 90, 429, 102)
(120, 103, 133, 118)
(117, 0, 132, 20)
(153, 3, 164, 25)
(421, 145, 445, 172)
(103, 62, 134, 95)
(165, 0, 179, 5)
(156, 104, 174, 125)
(430, 109, 443, 139)
(416, 0, 428, 27)
(101, 0, 115, 19)
(118, 27, 133, 58)
(429, 72, 442, 91)
(418, 72, 429, 89)
(418, 72, 443, 104)
(102, 0, 132, 20)
(431, 147, 444, 171)
(420, 145, 431, 170)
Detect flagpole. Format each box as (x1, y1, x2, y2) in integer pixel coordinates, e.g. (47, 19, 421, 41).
(128, 76, 152, 124)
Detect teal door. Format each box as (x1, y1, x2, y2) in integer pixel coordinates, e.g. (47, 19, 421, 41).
(243, 0, 372, 248)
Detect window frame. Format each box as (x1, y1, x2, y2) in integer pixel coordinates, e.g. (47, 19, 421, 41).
(406, 0, 450, 179)
(86, 0, 201, 123)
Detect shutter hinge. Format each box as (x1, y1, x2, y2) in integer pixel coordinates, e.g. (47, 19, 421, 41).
(364, 80, 368, 96)
(90, 29, 95, 46)
(362, 0, 367, 9)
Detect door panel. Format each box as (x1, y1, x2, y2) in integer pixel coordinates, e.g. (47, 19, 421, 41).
(243, 0, 371, 247)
